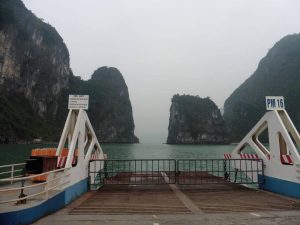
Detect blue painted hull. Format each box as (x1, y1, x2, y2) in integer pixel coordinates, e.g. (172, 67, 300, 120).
(0, 178, 88, 225)
(259, 175, 300, 199)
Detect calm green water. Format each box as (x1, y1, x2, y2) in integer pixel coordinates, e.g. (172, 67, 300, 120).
(0, 143, 236, 165)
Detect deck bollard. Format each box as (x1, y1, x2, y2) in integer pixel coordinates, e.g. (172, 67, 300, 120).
(16, 168, 27, 205)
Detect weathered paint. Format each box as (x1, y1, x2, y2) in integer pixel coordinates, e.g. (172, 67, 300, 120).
(1, 107, 104, 225)
(259, 175, 300, 199)
(230, 110, 300, 198)
(0, 178, 88, 225)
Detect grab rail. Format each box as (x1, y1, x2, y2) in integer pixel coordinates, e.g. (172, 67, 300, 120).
(0, 163, 26, 168)
(0, 167, 68, 182)
(0, 167, 71, 204)
(0, 163, 26, 184)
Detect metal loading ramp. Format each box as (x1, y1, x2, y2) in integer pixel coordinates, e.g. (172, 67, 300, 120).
(70, 174, 300, 215)
(180, 184, 300, 213)
(70, 185, 190, 215)
(77, 158, 300, 215)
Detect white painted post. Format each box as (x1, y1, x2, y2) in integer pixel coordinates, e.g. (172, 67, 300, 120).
(10, 165, 14, 184)
(65, 110, 83, 168)
(56, 110, 73, 156)
(45, 182, 48, 200)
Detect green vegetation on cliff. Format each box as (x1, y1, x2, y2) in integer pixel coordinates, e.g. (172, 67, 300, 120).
(0, 0, 71, 142)
(224, 33, 300, 142)
(71, 67, 139, 143)
(0, 0, 138, 143)
(167, 95, 227, 144)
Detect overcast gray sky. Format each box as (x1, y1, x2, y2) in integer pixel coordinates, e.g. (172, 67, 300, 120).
(23, 0, 300, 143)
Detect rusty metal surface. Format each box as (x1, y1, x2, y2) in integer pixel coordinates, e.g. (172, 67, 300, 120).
(70, 185, 190, 215)
(71, 172, 300, 215)
(180, 184, 300, 213)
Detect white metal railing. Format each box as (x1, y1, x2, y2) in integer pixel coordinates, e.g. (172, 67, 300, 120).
(0, 163, 26, 184)
(0, 166, 71, 204)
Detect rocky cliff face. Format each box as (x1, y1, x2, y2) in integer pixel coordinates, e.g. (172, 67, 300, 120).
(224, 34, 300, 142)
(0, 0, 71, 118)
(71, 67, 139, 143)
(0, 0, 138, 143)
(167, 95, 227, 144)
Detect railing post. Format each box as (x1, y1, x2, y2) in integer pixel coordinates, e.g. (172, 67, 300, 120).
(223, 160, 229, 181)
(88, 160, 90, 190)
(261, 159, 265, 184)
(10, 165, 14, 184)
(104, 160, 108, 179)
(45, 181, 49, 200)
(175, 160, 179, 184)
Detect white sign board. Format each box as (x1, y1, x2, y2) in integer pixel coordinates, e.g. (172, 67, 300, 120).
(68, 95, 89, 110)
(265, 96, 285, 110)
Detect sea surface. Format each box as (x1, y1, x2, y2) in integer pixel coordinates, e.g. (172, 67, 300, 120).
(0, 143, 236, 165)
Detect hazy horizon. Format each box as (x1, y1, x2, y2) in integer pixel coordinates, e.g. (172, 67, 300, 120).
(23, 0, 300, 143)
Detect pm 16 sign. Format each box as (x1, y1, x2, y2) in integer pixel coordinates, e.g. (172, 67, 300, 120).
(265, 96, 285, 110)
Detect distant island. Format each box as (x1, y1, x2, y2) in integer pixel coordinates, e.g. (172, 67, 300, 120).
(0, 0, 138, 143)
(224, 33, 300, 142)
(167, 94, 228, 144)
(167, 34, 300, 144)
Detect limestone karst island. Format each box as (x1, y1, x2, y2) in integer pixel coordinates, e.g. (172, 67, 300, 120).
(167, 95, 228, 144)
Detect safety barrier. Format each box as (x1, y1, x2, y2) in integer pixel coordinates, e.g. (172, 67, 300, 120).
(177, 159, 263, 185)
(89, 159, 264, 187)
(0, 167, 71, 204)
(0, 163, 26, 183)
(89, 159, 176, 187)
